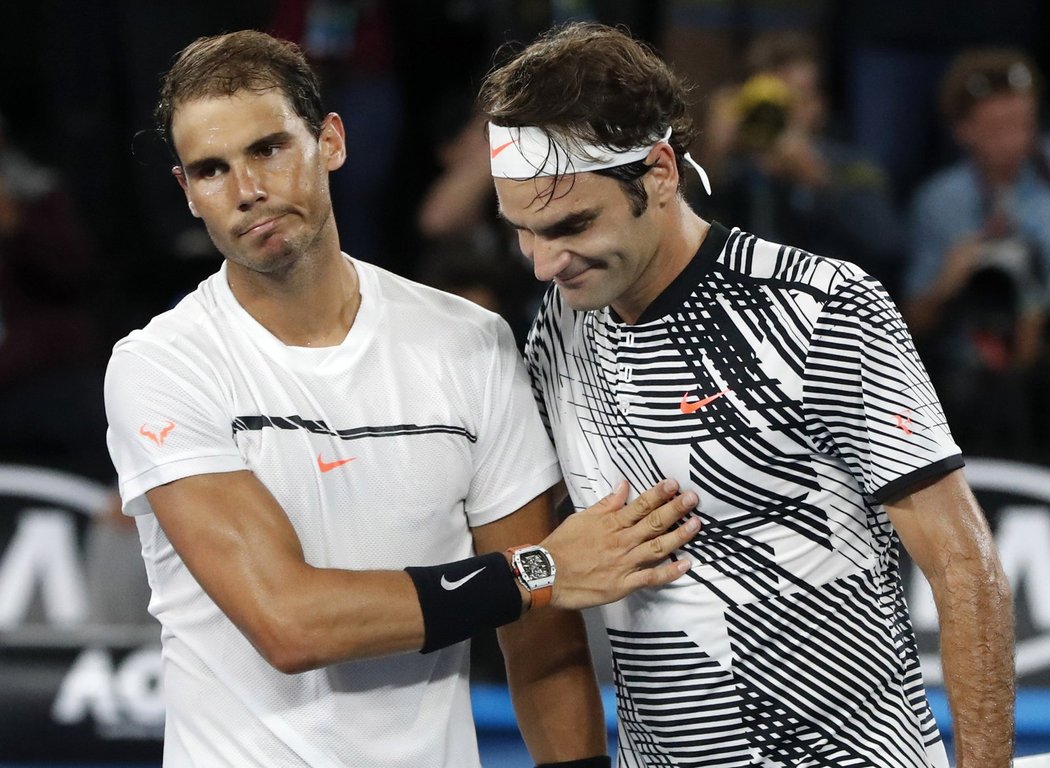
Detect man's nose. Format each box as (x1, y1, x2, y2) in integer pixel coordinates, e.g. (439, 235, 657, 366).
(233, 165, 266, 210)
(530, 236, 571, 282)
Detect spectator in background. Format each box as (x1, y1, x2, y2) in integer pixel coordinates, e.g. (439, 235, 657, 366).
(270, 0, 403, 270)
(0, 113, 111, 483)
(905, 48, 1050, 460)
(414, 111, 540, 347)
(660, 0, 831, 163)
(701, 31, 905, 295)
(835, 1, 1047, 203)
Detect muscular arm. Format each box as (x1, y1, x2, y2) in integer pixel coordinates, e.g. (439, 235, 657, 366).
(473, 489, 606, 764)
(147, 470, 425, 673)
(146, 470, 697, 676)
(886, 469, 1014, 767)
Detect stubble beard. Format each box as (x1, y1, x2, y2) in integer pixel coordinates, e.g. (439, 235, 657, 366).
(216, 207, 333, 281)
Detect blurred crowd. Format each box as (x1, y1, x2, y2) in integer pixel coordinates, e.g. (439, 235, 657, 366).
(2, 0, 1050, 637)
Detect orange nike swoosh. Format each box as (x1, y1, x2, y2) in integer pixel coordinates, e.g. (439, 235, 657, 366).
(680, 389, 730, 414)
(317, 453, 356, 473)
(490, 139, 515, 158)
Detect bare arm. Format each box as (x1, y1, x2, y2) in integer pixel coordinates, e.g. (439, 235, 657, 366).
(146, 471, 697, 674)
(473, 490, 606, 764)
(886, 469, 1014, 767)
(147, 470, 425, 673)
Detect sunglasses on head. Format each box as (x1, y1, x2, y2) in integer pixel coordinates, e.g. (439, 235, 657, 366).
(966, 61, 1034, 99)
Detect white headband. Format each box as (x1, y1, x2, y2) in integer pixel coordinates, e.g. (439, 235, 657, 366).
(487, 122, 711, 195)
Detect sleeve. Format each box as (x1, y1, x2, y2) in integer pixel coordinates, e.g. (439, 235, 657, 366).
(803, 273, 964, 505)
(104, 342, 247, 513)
(462, 317, 562, 527)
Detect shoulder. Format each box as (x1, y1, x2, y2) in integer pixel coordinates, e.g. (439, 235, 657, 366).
(721, 227, 867, 298)
(524, 283, 576, 361)
(109, 276, 222, 364)
(360, 259, 514, 355)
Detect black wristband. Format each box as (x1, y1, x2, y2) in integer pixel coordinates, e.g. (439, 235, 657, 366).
(405, 551, 521, 654)
(536, 757, 611, 768)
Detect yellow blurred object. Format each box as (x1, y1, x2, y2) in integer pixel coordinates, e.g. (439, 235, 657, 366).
(733, 74, 795, 151)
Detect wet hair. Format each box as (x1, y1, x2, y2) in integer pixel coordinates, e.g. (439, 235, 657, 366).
(478, 22, 696, 214)
(154, 30, 325, 156)
(939, 47, 1042, 124)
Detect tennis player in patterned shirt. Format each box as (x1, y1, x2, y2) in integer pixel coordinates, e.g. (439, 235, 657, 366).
(481, 21, 1014, 768)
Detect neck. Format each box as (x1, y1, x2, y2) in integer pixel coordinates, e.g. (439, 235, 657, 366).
(228, 236, 361, 347)
(613, 199, 709, 325)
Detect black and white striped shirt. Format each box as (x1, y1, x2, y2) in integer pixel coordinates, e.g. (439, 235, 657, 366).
(525, 223, 960, 768)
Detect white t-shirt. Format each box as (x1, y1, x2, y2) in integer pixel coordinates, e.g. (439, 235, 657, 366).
(105, 256, 560, 767)
(526, 224, 957, 768)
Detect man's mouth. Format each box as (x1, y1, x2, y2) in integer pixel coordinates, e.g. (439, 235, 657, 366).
(238, 214, 286, 238)
(554, 261, 599, 286)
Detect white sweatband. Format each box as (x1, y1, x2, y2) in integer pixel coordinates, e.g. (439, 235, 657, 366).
(488, 122, 711, 195)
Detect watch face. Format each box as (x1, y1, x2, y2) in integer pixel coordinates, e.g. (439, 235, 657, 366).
(519, 550, 552, 579)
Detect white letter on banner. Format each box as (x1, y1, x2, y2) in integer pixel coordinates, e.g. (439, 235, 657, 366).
(0, 509, 88, 628)
(995, 505, 1050, 629)
(116, 646, 165, 725)
(51, 648, 119, 727)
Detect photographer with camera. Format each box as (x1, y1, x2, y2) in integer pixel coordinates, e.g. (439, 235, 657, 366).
(700, 31, 905, 295)
(905, 47, 1050, 459)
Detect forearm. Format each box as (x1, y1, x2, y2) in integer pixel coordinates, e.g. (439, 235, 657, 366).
(933, 557, 1015, 767)
(499, 609, 606, 763)
(239, 565, 425, 672)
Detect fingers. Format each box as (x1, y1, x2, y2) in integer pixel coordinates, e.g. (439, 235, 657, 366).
(625, 556, 694, 592)
(586, 480, 629, 517)
(632, 489, 698, 540)
(643, 513, 700, 561)
(618, 479, 679, 524)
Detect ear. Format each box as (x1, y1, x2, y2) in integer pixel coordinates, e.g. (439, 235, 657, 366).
(643, 142, 680, 206)
(171, 165, 200, 218)
(319, 112, 347, 172)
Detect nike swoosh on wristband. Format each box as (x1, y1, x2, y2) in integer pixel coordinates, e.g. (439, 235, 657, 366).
(440, 567, 486, 591)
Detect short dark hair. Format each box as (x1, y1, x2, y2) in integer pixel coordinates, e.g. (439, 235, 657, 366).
(939, 47, 1042, 124)
(155, 30, 325, 156)
(478, 22, 697, 213)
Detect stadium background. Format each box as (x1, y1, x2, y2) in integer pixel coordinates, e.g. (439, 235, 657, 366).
(1, 1, 1048, 765)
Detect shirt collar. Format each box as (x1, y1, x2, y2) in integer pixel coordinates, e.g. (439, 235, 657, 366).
(611, 220, 730, 325)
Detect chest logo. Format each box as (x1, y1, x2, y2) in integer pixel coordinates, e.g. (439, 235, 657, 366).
(894, 410, 914, 436)
(317, 453, 356, 473)
(680, 389, 730, 414)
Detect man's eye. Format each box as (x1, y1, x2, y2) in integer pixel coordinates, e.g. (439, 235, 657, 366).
(258, 145, 279, 158)
(198, 166, 220, 180)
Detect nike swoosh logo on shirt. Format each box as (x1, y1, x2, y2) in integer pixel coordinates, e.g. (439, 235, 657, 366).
(679, 389, 730, 414)
(317, 453, 356, 473)
(440, 567, 486, 591)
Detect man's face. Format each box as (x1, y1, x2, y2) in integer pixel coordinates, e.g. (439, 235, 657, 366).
(956, 92, 1037, 180)
(171, 89, 344, 275)
(495, 171, 666, 318)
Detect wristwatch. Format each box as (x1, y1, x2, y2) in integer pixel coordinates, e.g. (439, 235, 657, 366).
(506, 544, 556, 609)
